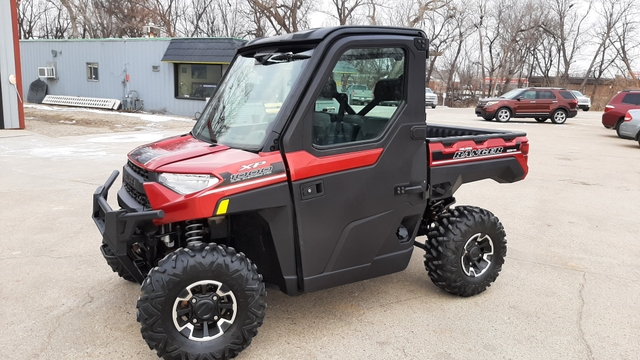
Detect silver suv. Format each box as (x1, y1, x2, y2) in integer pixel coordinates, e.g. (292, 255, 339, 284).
(425, 88, 438, 108)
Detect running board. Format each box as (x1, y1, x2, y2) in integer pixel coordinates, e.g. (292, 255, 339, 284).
(42, 95, 121, 110)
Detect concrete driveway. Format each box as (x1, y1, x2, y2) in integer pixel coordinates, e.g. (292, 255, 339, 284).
(0, 108, 638, 359)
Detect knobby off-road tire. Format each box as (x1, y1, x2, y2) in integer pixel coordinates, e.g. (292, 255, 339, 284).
(137, 243, 266, 360)
(100, 241, 137, 282)
(423, 206, 507, 297)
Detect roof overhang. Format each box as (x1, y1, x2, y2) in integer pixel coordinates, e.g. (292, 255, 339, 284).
(161, 38, 247, 64)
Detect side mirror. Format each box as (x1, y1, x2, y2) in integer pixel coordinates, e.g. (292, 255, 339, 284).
(516, 96, 523, 101)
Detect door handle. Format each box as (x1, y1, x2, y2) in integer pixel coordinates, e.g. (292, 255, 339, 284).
(530, 101, 536, 103)
(301, 180, 324, 200)
(394, 181, 427, 197)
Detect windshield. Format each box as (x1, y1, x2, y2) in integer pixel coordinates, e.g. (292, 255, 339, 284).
(192, 49, 313, 150)
(571, 90, 583, 97)
(500, 89, 524, 99)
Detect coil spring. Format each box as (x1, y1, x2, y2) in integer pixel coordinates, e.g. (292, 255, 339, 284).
(185, 221, 204, 244)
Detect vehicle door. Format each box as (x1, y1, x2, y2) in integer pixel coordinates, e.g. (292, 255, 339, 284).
(513, 90, 537, 116)
(535, 90, 557, 115)
(280, 36, 428, 292)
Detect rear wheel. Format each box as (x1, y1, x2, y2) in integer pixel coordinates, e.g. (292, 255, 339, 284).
(583, 107, 590, 111)
(535, 117, 547, 122)
(423, 206, 507, 297)
(137, 243, 266, 360)
(495, 108, 511, 122)
(551, 109, 567, 124)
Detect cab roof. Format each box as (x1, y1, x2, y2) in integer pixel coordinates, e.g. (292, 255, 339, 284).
(241, 26, 425, 52)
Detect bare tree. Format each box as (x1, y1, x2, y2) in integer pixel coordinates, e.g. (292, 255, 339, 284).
(325, 0, 369, 25)
(247, 0, 314, 35)
(423, 3, 458, 86)
(539, 0, 592, 84)
(609, 0, 640, 88)
(578, 0, 630, 92)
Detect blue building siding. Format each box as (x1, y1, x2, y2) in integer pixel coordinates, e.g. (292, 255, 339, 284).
(19, 38, 234, 117)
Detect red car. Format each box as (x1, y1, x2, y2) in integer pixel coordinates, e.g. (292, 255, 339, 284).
(602, 90, 640, 132)
(475, 87, 578, 124)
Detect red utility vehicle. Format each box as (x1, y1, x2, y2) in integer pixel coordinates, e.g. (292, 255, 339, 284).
(93, 26, 529, 360)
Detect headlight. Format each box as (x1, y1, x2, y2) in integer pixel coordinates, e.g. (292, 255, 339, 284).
(485, 101, 499, 106)
(158, 173, 219, 194)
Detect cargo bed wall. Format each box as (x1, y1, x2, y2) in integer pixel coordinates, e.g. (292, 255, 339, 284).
(426, 124, 528, 201)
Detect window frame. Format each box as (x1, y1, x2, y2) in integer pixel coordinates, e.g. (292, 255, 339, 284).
(86, 62, 99, 82)
(174, 63, 224, 101)
(309, 45, 409, 150)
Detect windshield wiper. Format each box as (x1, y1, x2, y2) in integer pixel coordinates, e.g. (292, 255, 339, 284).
(255, 52, 311, 65)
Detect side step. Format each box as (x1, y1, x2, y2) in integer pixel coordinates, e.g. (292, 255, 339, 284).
(42, 95, 121, 110)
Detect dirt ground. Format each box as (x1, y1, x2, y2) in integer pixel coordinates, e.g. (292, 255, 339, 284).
(23, 105, 195, 137)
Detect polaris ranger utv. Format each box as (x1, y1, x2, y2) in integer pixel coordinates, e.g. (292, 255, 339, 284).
(92, 26, 529, 360)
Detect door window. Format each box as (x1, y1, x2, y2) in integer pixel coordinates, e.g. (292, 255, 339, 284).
(312, 47, 406, 146)
(621, 93, 640, 105)
(537, 91, 556, 99)
(521, 91, 536, 100)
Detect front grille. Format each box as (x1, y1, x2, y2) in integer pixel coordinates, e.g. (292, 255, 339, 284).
(124, 160, 151, 208)
(124, 183, 151, 208)
(128, 160, 149, 181)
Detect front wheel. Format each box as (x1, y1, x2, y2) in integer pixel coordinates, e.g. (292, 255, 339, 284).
(137, 243, 266, 360)
(431, 105, 437, 109)
(535, 117, 547, 122)
(615, 120, 624, 138)
(551, 109, 567, 124)
(495, 108, 511, 122)
(583, 107, 590, 111)
(423, 206, 507, 297)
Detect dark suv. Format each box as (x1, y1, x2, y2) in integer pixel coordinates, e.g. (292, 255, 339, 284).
(475, 87, 578, 123)
(602, 90, 640, 133)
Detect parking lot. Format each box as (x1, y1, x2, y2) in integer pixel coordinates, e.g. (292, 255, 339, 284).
(1, 107, 638, 359)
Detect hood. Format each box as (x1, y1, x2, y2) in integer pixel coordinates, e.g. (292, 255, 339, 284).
(129, 134, 235, 171)
(478, 97, 505, 102)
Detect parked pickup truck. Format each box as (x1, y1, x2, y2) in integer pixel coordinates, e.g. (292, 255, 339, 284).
(346, 84, 374, 105)
(92, 26, 529, 360)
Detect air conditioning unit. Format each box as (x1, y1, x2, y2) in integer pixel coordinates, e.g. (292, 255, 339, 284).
(38, 66, 56, 79)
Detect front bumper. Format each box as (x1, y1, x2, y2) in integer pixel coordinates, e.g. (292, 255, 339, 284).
(425, 98, 438, 106)
(475, 107, 495, 118)
(92, 170, 164, 283)
(618, 123, 637, 139)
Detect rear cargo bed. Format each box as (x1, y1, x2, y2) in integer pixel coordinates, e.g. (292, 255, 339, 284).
(426, 124, 529, 200)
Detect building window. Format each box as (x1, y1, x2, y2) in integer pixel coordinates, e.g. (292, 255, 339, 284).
(175, 63, 223, 99)
(87, 63, 99, 81)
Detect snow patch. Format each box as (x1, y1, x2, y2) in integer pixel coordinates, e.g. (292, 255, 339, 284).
(87, 133, 168, 143)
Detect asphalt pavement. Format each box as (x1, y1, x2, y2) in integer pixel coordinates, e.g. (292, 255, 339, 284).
(0, 108, 638, 359)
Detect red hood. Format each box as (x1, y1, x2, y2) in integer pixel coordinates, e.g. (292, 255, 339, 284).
(128, 134, 257, 172)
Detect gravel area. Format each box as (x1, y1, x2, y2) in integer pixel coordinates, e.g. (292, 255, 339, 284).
(23, 104, 195, 137)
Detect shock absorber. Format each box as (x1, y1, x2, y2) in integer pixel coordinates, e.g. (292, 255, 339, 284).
(184, 220, 205, 245)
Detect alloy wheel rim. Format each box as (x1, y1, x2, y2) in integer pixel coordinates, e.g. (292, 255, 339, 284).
(497, 110, 509, 121)
(172, 280, 237, 342)
(461, 233, 494, 277)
